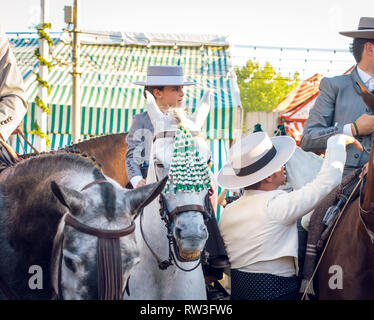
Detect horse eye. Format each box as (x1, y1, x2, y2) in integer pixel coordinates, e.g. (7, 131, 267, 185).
(64, 256, 77, 273)
(156, 163, 164, 169)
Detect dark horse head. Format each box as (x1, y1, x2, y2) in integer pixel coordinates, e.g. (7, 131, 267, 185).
(0, 152, 166, 300)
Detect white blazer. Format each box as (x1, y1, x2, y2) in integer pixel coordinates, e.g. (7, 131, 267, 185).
(218, 135, 347, 275)
(0, 25, 27, 141)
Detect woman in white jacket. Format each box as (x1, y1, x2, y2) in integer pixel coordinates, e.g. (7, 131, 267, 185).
(217, 132, 362, 300)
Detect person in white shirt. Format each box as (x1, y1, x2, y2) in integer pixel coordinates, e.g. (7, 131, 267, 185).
(0, 25, 27, 169)
(217, 131, 362, 300)
(301, 17, 374, 177)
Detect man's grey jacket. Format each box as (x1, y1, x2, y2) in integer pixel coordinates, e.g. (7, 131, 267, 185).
(125, 111, 154, 185)
(301, 66, 372, 175)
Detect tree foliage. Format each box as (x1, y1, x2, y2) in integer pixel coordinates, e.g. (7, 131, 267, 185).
(235, 60, 300, 112)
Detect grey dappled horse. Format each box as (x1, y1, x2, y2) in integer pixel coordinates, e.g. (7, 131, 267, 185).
(285, 146, 322, 190)
(126, 92, 213, 300)
(0, 151, 166, 299)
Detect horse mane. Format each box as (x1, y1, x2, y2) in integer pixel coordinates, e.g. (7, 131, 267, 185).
(0, 152, 107, 263)
(69, 133, 127, 149)
(19, 132, 127, 161)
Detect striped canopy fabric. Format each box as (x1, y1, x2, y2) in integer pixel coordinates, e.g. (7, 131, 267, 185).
(276, 66, 354, 145)
(8, 32, 242, 219)
(273, 73, 322, 113)
(9, 37, 60, 81)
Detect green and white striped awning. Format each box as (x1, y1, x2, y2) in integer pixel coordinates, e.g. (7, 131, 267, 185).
(10, 32, 242, 141)
(9, 37, 60, 80)
(9, 32, 242, 220)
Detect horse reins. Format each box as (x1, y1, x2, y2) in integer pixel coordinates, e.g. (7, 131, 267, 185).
(301, 177, 363, 300)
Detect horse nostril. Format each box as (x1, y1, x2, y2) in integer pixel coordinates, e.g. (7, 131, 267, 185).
(200, 225, 208, 238)
(175, 227, 182, 239)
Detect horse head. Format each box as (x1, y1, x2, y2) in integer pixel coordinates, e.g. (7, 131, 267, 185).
(50, 172, 167, 299)
(285, 146, 323, 190)
(145, 91, 212, 262)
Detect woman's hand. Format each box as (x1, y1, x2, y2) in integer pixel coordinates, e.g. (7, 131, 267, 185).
(136, 178, 147, 188)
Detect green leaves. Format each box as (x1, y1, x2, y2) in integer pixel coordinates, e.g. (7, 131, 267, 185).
(30, 121, 51, 147)
(34, 48, 53, 71)
(33, 22, 54, 148)
(34, 72, 51, 95)
(235, 60, 299, 112)
(36, 23, 53, 47)
(34, 96, 50, 114)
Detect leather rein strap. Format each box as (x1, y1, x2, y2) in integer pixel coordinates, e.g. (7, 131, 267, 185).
(51, 180, 135, 300)
(16, 129, 40, 154)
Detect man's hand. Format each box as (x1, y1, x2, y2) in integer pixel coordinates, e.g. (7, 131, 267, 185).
(351, 114, 374, 136)
(335, 134, 363, 152)
(360, 162, 369, 179)
(136, 178, 147, 188)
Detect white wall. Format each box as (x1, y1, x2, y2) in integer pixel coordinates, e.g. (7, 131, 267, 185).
(245, 111, 280, 136)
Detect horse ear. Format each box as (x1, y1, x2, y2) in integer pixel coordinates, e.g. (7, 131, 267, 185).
(188, 91, 212, 130)
(126, 175, 168, 217)
(51, 181, 85, 216)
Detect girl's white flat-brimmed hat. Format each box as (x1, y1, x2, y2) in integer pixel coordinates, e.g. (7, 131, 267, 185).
(217, 132, 296, 189)
(133, 65, 196, 86)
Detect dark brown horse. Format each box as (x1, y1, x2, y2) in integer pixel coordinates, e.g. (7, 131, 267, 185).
(70, 133, 130, 188)
(20, 133, 130, 188)
(317, 83, 374, 299)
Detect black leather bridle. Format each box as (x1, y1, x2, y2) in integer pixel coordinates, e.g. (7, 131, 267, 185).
(0, 180, 137, 300)
(51, 180, 136, 300)
(140, 131, 214, 272)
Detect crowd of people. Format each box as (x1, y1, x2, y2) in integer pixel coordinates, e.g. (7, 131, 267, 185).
(1, 16, 374, 300)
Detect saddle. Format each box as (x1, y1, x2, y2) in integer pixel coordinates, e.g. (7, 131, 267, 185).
(300, 168, 361, 296)
(317, 169, 361, 250)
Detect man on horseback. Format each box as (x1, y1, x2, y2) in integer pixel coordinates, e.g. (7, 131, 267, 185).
(298, 18, 374, 290)
(0, 25, 28, 169)
(301, 17, 374, 177)
(217, 132, 361, 300)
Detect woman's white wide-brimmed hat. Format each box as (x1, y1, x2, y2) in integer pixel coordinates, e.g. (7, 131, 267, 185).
(339, 17, 374, 39)
(217, 132, 296, 189)
(133, 65, 196, 86)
